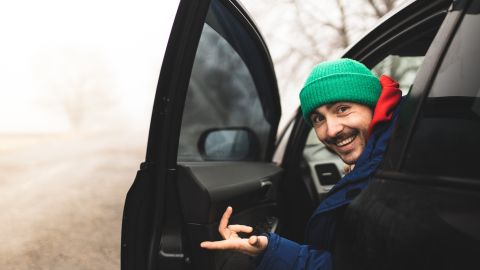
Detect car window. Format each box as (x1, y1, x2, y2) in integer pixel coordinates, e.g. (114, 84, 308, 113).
(302, 129, 346, 194)
(372, 55, 424, 95)
(403, 4, 480, 180)
(177, 2, 273, 162)
(368, 10, 448, 96)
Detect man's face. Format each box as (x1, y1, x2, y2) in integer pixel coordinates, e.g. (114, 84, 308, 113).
(310, 102, 373, 165)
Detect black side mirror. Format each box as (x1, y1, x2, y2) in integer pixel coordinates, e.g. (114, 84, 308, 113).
(198, 128, 259, 161)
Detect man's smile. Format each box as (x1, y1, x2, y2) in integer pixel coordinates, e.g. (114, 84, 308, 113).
(325, 129, 359, 151)
(335, 134, 356, 147)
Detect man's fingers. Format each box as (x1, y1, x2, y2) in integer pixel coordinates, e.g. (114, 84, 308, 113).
(200, 239, 241, 250)
(201, 237, 268, 256)
(218, 206, 233, 238)
(227, 224, 253, 233)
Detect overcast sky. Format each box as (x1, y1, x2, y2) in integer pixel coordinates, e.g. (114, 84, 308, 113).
(0, 0, 180, 133)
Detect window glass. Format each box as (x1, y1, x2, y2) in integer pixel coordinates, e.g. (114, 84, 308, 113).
(403, 8, 480, 179)
(177, 21, 271, 161)
(371, 13, 447, 96)
(372, 55, 424, 95)
(302, 129, 346, 194)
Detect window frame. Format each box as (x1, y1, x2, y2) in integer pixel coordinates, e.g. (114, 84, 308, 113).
(399, 0, 480, 182)
(373, 3, 463, 172)
(375, 0, 480, 188)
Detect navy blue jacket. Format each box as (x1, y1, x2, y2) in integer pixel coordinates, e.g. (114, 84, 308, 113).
(256, 103, 401, 270)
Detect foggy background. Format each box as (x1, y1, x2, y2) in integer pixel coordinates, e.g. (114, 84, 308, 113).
(0, 0, 405, 268)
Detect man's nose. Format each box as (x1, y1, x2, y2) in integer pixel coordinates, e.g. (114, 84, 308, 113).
(325, 118, 343, 138)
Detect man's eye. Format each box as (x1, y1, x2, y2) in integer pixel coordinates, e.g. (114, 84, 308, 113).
(311, 114, 324, 124)
(338, 106, 349, 113)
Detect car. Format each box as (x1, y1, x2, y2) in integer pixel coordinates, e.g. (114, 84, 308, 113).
(120, 0, 480, 269)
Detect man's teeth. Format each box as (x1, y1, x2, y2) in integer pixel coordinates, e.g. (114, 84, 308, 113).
(336, 136, 355, 147)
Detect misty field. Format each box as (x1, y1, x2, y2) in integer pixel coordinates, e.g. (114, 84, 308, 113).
(0, 131, 146, 269)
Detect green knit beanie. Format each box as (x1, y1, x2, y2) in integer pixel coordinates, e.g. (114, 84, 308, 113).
(299, 58, 381, 125)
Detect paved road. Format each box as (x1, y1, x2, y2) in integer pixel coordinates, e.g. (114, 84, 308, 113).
(0, 131, 146, 269)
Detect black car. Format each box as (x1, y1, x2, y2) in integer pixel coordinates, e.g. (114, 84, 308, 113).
(121, 0, 480, 269)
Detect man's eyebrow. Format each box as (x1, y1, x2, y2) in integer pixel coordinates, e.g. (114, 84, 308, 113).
(325, 103, 336, 110)
(326, 102, 349, 110)
(310, 111, 325, 120)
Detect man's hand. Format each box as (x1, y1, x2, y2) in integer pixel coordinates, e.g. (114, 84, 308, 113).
(200, 206, 268, 256)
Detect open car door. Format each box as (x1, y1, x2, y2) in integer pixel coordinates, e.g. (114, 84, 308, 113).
(121, 0, 282, 269)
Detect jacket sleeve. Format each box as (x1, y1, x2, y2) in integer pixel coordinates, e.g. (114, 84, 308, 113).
(255, 233, 332, 270)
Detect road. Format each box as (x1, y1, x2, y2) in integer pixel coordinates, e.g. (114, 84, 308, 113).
(0, 131, 146, 269)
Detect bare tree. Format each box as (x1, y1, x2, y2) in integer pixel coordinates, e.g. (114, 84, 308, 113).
(366, 0, 397, 18)
(284, 0, 405, 60)
(33, 48, 115, 131)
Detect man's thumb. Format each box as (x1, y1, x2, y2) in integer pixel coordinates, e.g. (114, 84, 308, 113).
(249, 235, 268, 249)
(248, 235, 258, 246)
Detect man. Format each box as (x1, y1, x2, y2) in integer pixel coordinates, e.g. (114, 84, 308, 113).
(201, 58, 402, 269)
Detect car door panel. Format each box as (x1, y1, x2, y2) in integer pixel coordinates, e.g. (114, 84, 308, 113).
(334, 178, 480, 270)
(122, 0, 283, 269)
(172, 4, 282, 269)
(177, 162, 282, 224)
(178, 162, 282, 270)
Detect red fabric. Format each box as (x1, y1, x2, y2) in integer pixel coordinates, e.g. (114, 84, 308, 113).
(368, 75, 402, 137)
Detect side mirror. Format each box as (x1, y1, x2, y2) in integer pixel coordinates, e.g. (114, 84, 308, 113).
(198, 128, 259, 161)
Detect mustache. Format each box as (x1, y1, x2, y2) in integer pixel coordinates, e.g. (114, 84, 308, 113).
(325, 130, 359, 145)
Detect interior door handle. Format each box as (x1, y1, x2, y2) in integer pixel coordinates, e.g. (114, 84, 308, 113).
(260, 180, 272, 196)
(260, 180, 272, 187)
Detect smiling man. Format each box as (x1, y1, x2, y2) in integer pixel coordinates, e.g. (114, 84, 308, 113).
(301, 58, 383, 168)
(201, 58, 402, 269)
